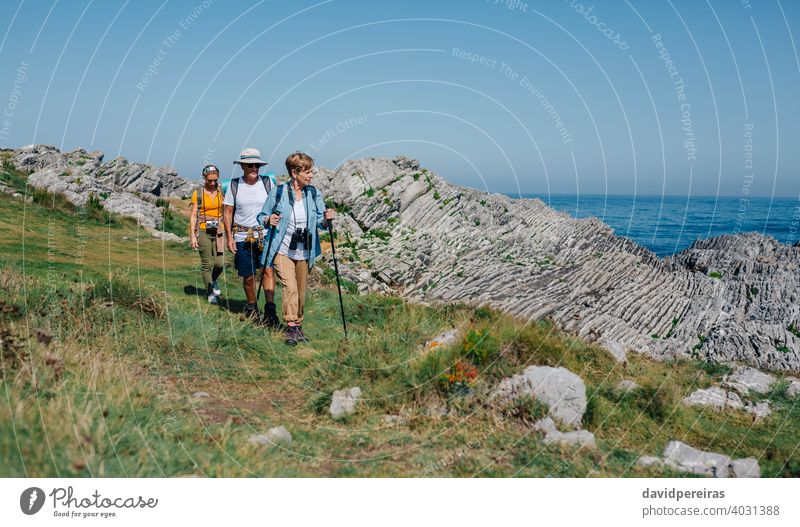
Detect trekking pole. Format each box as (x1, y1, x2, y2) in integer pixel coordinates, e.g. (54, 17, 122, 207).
(327, 219, 348, 340)
(256, 214, 279, 306)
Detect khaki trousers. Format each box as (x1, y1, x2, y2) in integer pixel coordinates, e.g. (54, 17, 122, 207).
(197, 230, 224, 290)
(274, 253, 308, 325)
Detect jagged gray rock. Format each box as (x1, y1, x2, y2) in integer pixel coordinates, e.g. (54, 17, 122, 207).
(8, 144, 196, 236)
(489, 365, 587, 429)
(745, 400, 771, 419)
(682, 385, 771, 419)
(8, 144, 194, 198)
(786, 377, 800, 397)
(723, 366, 777, 395)
(600, 339, 627, 364)
(0, 180, 21, 198)
(330, 387, 362, 419)
(28, 167, 108, 206)
(310, 158, 800, 372)
(682, 386, 744, 410)
(102, 192, 162, 229)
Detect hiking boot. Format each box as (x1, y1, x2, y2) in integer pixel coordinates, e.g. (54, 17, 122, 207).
(211, 280, 221, 296)
(295, 325, 309, 343)
(243, 303, 260, 322)
(284, 325, 300, 346)
(207, 293, 219, 305)
(262, 305, 281, 331)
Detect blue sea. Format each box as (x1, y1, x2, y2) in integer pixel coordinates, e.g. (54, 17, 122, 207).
(515, 194, 800, 257)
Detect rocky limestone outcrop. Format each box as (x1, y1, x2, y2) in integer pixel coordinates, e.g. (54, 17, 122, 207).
(7, 144, 194, 198)
(310, 156, 800, 372)
(4, 144, 194, 235)
(6, 147, 798, 371)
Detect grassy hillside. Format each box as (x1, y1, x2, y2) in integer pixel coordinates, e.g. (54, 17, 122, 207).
(1, 165, 799, 477)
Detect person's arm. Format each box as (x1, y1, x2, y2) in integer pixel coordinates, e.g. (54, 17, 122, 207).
(315, 189, 334, 229)
(222, 185, 236, 253)
(257, 186, 277, 227)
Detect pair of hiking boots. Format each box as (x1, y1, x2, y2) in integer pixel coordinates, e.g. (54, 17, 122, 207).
(207, 281, 221, 304)
(244, 302, 281, 330)
(283, 324, 308, 346)
(243, 303, 308, 346)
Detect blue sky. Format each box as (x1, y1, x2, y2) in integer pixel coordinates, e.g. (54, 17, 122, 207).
(0, 0, 798, 197)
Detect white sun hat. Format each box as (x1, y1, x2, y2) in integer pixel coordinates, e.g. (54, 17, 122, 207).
(233, 147, 268, 166)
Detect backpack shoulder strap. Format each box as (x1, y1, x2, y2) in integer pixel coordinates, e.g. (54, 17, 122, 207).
(260, 175, 273, 194)
(196, 186, 204, 209)
(272, 184, 285, 213)
(230, 178, 240, 205)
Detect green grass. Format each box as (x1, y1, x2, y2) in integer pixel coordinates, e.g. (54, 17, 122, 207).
(1, 184, 799, 477)
(365, 228, 390, 242)
(1, 161, 28, 192)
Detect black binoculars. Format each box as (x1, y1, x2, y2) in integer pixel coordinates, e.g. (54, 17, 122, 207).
(289, 227, 311, 250)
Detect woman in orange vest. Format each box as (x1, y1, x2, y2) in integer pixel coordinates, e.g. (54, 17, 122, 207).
(189, 164, 225, 304)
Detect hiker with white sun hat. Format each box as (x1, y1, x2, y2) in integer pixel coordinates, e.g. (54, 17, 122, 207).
(222, 147, 280, 328)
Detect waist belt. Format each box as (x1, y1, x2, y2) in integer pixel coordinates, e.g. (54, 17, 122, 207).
(232, 224, 265, 246)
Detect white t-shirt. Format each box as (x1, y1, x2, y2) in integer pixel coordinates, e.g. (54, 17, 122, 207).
(223, 178, 269, 242)
(278, 197, 309, 260)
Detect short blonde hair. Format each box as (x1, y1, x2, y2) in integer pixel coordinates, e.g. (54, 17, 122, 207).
(285, 152, 314, 177)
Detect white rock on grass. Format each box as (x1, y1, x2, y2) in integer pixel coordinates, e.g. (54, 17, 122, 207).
(248, 426, 292, 447)
(785, 377, 800, 397)
(147, 228, 186, 243)
(600, 339, 627, 364)
(616, 380, 639, 392)
(731, 458, 761, 478)
(532, 417, 596, 450)
(682, 386, 744, 410)
(490, 365, 587, 429)
(745, 401, 771, 419)
(330, 387, 362, 418)
(723, 366, 776, 395)
(191, 391, 210, 398)
(662, 441, 731, 477)
(422, 328, 459, 353)
(662, 440, 760, 478)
